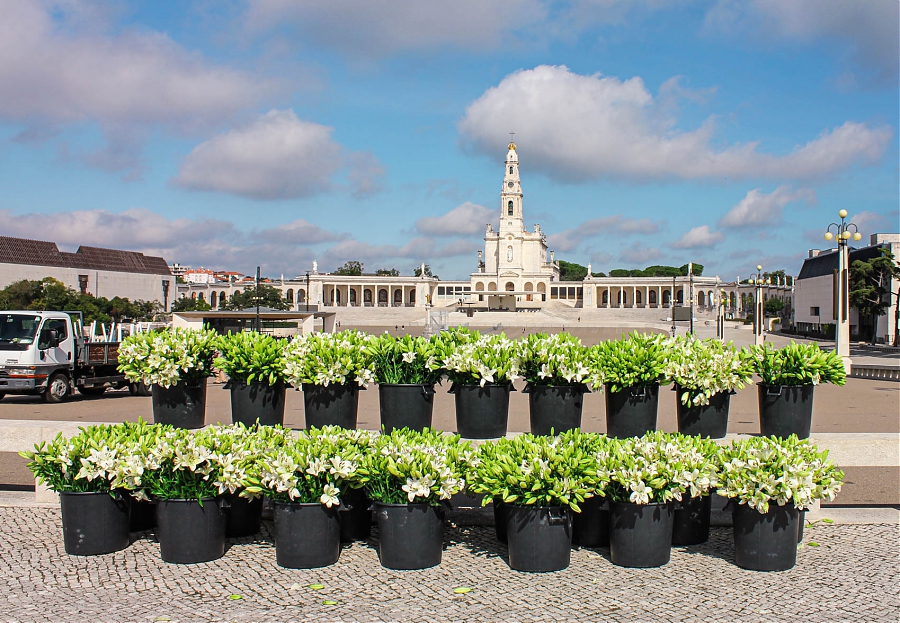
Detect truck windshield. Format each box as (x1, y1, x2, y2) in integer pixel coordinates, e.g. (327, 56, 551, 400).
(0, 314, 41, 350)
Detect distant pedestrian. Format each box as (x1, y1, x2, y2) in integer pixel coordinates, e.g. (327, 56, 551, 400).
(577, 316, 580, 322)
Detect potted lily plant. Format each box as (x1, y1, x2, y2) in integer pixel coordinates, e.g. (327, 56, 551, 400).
(362, 428, 470, 570)
(750, 342, 846, 438)
(717, 435, 843, 571)
(588, 332, 669, 438)
(246, 426, 366, 568)
(365, 334, 444, 432)
(665, 337, 754, 438)
(133, 426, 232, 564)
(603, 431, 699, 567)
(214, 332, 289, 427)
(437, 330, 521, 439)
(283, 330, 375, 429)
(21, 423, 137, 556)
(118, 327, 218, 429)
(518, 333, 591, 435)
(469, 431, 599, 572)
(668, 434, 720, 546)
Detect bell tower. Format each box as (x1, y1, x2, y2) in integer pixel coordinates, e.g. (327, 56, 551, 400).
(499, 136, 523, 235)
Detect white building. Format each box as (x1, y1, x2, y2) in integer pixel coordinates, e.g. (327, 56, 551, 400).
(794, 233, 899, 344)
(0, 236, 174, 310)
(177, 142, 792, 317)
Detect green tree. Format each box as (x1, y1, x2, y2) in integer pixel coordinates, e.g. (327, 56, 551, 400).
(0, 279, 44, 309)
(171, 297, 212, 313)
(558, 260, 587, 281)
(413, 264, 435, 278)
(376, 268, 400, 276)
(850, 248, 900, 344)
(334, 260, 363, 276)
(679, 263, 704, 276)
(222, 285, 291, 311)
(765, 297, 785, 315)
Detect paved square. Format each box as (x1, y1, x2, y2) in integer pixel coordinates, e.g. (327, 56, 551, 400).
(0, 507, 897, 623)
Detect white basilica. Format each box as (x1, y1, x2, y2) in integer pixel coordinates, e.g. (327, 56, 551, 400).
(176, 142, 792, 319)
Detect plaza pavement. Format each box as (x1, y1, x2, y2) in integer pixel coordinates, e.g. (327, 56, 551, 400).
(0, 501, 897, 623)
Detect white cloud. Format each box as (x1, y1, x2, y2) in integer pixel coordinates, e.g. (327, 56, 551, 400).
(0, 1, 278, 176)
(173, 110, 381, 201)
(547, 215, 661, 251)
(416, 202, 494, 237)
(705, 0, 899, 84)
(671, 225, 725, 249)
(318, 236, 474, 273)
(850, 210, 897, 237)
(458, 65, 892, 182)
(618, 242, 662, 265)
(0, 2, 268, 125)
(243, 0, 546, 57)
(718, 186, 817, 229)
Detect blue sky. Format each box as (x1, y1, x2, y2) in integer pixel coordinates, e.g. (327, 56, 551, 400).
(1, 0, 897, 281)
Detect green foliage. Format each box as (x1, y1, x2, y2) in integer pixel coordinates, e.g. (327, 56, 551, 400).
(558, 260, 587, 281)
(468, 430, 604, 511)
(222, 284, 291, 311)
(517, 332, 590, 386)
(606, 264, 704, 278)
(587, 331, 669, 392)
(282, 330, 375, 386)
(717, 435, 844, 512)
(375, 268, 400, 276)
(118, 327, 218, 387)
(333, 260, 363, 276)
(364, 333, 443, 385)
(214, 331, 287, 385)
(850, 249, 900, 342)
(764, 298, 785, 314)
(0, 277, 160, 322)
(664, 337, 754, 406)
(362, 428, 470, 506)
(438, 331, 521, 386)
(171, 297, 211, 312)
(413, 264, 437, 278)
(750, 341, 846, 386)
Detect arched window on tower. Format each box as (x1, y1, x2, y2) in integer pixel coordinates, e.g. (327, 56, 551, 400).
(509, 166, 514, 174)
(507, 200, 513, 216)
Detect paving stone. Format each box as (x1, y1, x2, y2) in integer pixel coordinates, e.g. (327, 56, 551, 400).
(0, 507, 897, 622)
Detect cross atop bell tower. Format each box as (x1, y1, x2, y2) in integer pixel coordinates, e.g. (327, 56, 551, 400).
(500, 136, 523, 234)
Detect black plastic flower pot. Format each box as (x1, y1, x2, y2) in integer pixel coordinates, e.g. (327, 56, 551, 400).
(224, 494, 263, 538)
(675, 387, 731, 438)
(452, 383, 511, 439)
(273, 501, 342, 568)
(609, 500, 674, 568)
(758, 384, 815, 439)
(526, 384, 587, 436)
(732, 502, 800, 571)
(493, 497, 507, 543)
(229, 381, 286, 427)
(340, 487, 372, 542)
(129, 497, 156, 532)
(373, 502, 444, 570)
(506, 504, 573, 572)
(378, 384, 435, 433)
(302, 383, 359, 429)
(798, 509, 806, 543)
(672, 494, 712, 546)
(572, 496, 609, 548)
(604, 383, 660, 439)
(59, 492, 130, 556)
(156, 498, 226, 564)
(151, 380, 207, 429)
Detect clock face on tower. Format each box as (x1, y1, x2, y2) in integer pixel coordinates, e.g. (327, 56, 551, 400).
(507, 182, 514, 188)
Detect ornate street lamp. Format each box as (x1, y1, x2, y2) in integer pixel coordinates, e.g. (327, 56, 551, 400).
(824, 209, 862, 371)
(716, 288, 728, 341)
(748, 265, 770, 346)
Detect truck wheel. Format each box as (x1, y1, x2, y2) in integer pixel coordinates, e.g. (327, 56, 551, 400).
(43, 373, 71, 403)
(78, 386, 107, 397)
(128, 382, 152, 397)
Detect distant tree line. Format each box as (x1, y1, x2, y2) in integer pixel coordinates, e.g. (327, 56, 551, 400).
(0, 278, 162, 323)
(331, 261, 437, 279)
(172, 284, 292, 313)
(558, 261, 703, 281)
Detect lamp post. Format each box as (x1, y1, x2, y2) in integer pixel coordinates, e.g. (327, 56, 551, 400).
(748, 265, 769, 346)
(824, 209, 862, 372)
(305, 271, 310, 313)
(717, 288, 727, 341)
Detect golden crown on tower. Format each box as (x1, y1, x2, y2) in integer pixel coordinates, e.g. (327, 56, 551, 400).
(507, 141, 517, 151)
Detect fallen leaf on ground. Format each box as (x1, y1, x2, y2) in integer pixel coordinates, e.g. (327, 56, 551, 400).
(309, 584, 325, 590)
(323, 600, 338, 606)
(808, 541, 820, 547)
(453, 587, 473, 594)
(228, 594, 243, 600)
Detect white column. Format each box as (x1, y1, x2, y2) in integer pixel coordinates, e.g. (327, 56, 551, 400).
(836, 244, 852, 371)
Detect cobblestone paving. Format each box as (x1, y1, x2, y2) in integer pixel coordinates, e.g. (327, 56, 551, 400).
(1, 508, 897, 623)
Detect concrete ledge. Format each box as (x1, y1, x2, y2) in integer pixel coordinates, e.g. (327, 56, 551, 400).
(850, 364, 900, 381)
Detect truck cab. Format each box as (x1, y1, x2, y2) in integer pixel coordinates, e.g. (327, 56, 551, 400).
(0, 311, 134, 402)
